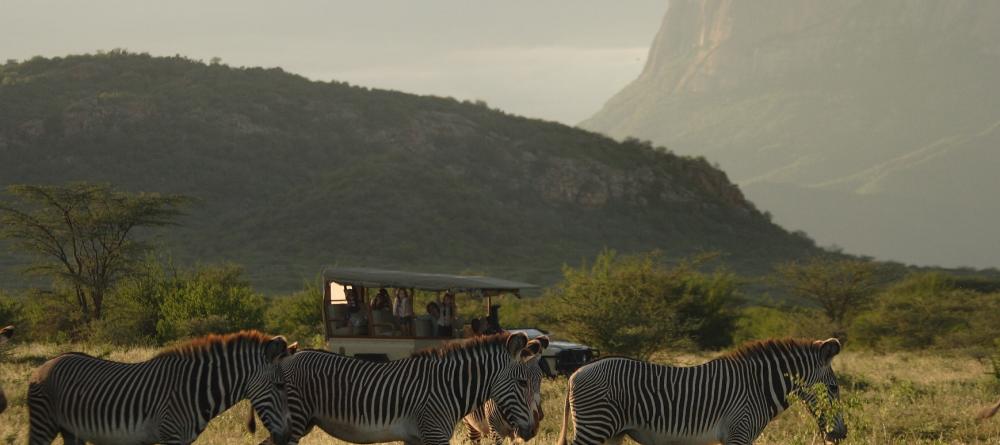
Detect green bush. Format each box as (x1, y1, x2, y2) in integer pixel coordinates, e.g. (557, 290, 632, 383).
(850, 272, 1000, 351)
(156, 264, 266, 341)
(88, 257, 173, 345)
(733, 305, 839, 344)
(266, 282, 323, 342)
(21, 288, 85, 342)
(548, 250, 741, 359)
(0, 289, 22, 328)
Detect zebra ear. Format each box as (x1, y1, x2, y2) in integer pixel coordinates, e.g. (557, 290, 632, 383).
(523, 340, 542, 355)
(264, 336, 289, 363)
(535, 336, 549, 350)
(505, 332, 529, 357)
(520, 339, 545, 362)
(816, 338, 842, 362)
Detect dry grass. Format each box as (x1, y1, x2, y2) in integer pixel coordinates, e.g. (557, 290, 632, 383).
(3, 344, 1000, 444)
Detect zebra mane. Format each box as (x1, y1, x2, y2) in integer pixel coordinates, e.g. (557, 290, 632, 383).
(718, 338, 820, 362)
(156, 330, 275, 358)
(411, 332, 512, 359)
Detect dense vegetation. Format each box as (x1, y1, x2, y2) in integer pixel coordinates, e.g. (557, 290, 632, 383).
(0, 51, 821, 292)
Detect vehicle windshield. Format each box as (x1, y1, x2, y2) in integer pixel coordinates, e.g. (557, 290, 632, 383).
(507, 328, 545, 339)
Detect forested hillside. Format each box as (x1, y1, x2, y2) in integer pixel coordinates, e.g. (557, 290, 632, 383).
(0, 52, 820, 291)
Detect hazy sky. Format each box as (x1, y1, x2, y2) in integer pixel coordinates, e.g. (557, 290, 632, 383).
(1, 1, 667, 124)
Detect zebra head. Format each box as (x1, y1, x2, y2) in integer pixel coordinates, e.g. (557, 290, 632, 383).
(245, 335, 293, 445)
(491, 332, 544, 441)
(798, 338, 847, 443)
(524, 337, 549, 428)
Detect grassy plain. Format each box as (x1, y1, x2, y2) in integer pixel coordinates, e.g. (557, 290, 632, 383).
(2, 343, 1000, 444)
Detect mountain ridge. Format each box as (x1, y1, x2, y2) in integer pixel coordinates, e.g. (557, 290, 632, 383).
(0, 52, 820, 292)
(582, 0, 1000, 268)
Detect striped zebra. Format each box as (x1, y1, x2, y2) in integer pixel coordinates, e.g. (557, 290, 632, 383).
(0, 325, 12, 415)
(28, 330, 293, 445)
(254, 332, 545, 445)
(464, 336, 549, 445)
(557, 338, 848, 445)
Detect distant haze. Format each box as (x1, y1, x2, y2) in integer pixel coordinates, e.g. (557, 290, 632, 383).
(1, 1, 666, 124)
(583, 0, 1000, 270)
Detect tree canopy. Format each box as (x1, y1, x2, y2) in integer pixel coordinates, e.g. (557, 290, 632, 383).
(0, 183, 187, 320)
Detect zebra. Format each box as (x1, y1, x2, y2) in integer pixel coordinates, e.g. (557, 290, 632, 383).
(464, 336, 549, 445)
(0, 325, 12, 415)
(556, 338, 848, 445)
(253, 332, 545, 445)
(28, 330, 293, 445)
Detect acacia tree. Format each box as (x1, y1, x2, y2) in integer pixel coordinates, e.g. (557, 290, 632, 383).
(0, 183, 187, 321)
(775, 256, 884, 328)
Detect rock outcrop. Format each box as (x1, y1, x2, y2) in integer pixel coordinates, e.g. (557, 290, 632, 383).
(582, 0, 1000, 269)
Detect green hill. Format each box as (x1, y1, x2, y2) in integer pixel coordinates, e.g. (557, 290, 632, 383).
(0, 52, 820, 292)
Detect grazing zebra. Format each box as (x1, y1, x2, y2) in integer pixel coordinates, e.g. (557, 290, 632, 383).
(254, 332, 545, 445)
(0, 325, 13, 415)
(28, 330, 293, 445)
(464, 336, 549, 445)
(557, 338, 848, 445)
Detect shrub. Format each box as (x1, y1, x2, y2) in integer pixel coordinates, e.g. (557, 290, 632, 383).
(266, 282, 323, 342)
(734, 305, 839, 344)
(850, 272, 1000, 351)
(548, 250, 741, 359)
(156, 264, 266, 341)
(88, 257, 173, 345)
(21, 288, 85, 342)
(0, 289, 22, 328)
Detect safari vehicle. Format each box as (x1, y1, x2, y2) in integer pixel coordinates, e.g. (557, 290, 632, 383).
(507, 328, 598, 377)
(322, 267, 538, 361)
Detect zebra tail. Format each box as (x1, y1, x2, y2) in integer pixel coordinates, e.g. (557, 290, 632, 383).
(977, 398, 1000, 421)
(556, 379, 572, 445)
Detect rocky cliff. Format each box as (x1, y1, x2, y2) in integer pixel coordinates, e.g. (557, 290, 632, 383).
(582, 0, 1000, 269)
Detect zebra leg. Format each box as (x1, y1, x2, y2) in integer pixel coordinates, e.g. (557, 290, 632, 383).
(489, 431, 506, 445)
(721, 416, 760, 445)
(463, 418, 483, 445)
(418, 415, 457, 445)
(59, 429, 85, 445)
(27, 386, 60, 445)
(604, 433, 626, 445)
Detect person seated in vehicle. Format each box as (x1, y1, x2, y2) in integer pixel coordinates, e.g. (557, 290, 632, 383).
(371, 288, 391, 311)
(425, 301, 443, 337)
(439, 291, 457, 337)
(483, 304, 502, 334)
(393, 288, 414, 335)
(346, 287, 362, 313)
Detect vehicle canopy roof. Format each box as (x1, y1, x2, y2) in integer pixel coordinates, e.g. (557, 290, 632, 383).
(322, 267, 537, 296)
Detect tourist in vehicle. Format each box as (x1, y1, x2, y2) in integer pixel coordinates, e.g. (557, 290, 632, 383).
(371, 288, 391, 311)
(346, 287, 362, 313)
(425, 301, 444, 337)
(440, 291, 457, 336)
(393, 288, 414, 335)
